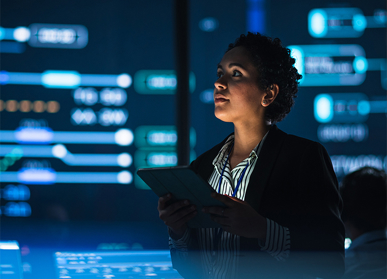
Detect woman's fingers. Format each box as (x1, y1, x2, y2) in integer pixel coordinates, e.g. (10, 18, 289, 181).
(162, 204, 196, 226)
(158, 195, 191, 217)
(173, 209, 198, 228)
(157, 193, 172, 210)
(203, 206, 227, 217)
(162, 200, 190, 216)
(157, 194, 199, 234)
(211, 192, 239, 207)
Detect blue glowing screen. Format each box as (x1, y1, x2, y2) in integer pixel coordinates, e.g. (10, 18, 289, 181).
(270, 0, 386, 182)
(1, 0, 251, 219)
(1, 0, 385, 212)
(0, 0, 385, 261)
(0, 1, 385, 278)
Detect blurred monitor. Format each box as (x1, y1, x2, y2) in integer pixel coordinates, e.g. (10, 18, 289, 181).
(0, 241, 23, 279)
(53, 250, 182, 279)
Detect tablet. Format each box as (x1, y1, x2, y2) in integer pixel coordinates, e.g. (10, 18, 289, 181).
(137, 166, 226, 228)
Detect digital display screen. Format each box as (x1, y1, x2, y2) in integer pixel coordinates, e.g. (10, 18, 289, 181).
(267, 0, 386, 180)
(0, 1, 385, 278)
(53, 250, 181, 279)
(0, 241, 23, 279)
(1, 0, 191, 222)
(0, 0, 385, 231)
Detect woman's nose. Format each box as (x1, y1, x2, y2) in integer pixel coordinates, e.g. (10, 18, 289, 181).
(214, 77, 227, 90)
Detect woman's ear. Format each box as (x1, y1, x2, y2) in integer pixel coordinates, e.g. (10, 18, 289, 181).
(261, 84, 279, 107)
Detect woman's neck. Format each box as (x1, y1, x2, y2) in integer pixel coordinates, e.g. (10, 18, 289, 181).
(232, 121, 271, 157)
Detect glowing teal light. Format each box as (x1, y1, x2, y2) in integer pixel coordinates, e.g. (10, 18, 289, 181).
(345, 238, 352, 249)
(314, 94, 334, 123)
(288, 46, 304, 84)
(358, 100, 370, 115)
(147, 131, 177, 145)
(0, 27, 4, 40)
(147, 74, 176, 89)
(41, 70, 81, 88)
(353, 56, 368, 74)
(0, 170, 132, 184)
(147, 152, 177, 167)
(199, 17, 219, 32)
(352, 14, 367, 32)
(134, 70, 196, 94)
(308, 9, 328, 38)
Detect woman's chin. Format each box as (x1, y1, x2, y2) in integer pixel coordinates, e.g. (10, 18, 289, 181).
(214, 111, 233, 123)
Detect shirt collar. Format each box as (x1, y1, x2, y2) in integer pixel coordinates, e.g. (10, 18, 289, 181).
(212, 130, 269, 172)
(212, 134, 234, 172)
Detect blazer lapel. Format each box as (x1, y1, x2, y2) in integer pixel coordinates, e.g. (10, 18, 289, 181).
(192, 133, 232, 181)
(244, 125, 287, 213)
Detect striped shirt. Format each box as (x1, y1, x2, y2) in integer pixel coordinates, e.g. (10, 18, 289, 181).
(169, 132, 290, 279)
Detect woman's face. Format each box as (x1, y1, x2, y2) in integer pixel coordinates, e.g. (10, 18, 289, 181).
(214, 46, 266, 124)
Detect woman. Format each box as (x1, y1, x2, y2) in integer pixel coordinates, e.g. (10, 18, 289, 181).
(158, 32, 344, 279)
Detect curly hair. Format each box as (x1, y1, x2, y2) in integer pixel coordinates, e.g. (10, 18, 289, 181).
(227, 32, 302, 123)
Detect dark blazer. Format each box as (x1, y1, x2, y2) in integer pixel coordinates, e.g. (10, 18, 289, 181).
(171, 125, 345, 279)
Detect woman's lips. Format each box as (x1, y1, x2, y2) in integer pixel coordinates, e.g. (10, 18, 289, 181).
(214, 97, 229, 104)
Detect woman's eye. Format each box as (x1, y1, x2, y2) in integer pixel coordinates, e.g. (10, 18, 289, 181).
(217, 72, 223, 78)
(233, 71, 242, 77)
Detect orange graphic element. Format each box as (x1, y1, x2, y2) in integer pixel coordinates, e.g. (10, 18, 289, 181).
(33, 100, 45, 113)
(6, 100, 18, 112)
(47, 101, 60, 113)
(20, 100, 32, 112)
(0, 100, 60, 113)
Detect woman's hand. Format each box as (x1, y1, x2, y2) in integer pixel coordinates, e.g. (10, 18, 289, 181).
(203, 192, 267, 240)
(158, 193, 197, 239)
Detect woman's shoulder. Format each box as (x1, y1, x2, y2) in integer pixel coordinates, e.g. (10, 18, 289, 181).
(263, 125, 322, 149)
(262, 126, 332, 162)
(271, 125, 324, 149)
(190, 126, 330, 172)
(286, 134, 328, 154)
(279, 133, 332, 166)
(285, 133, 319, 147)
